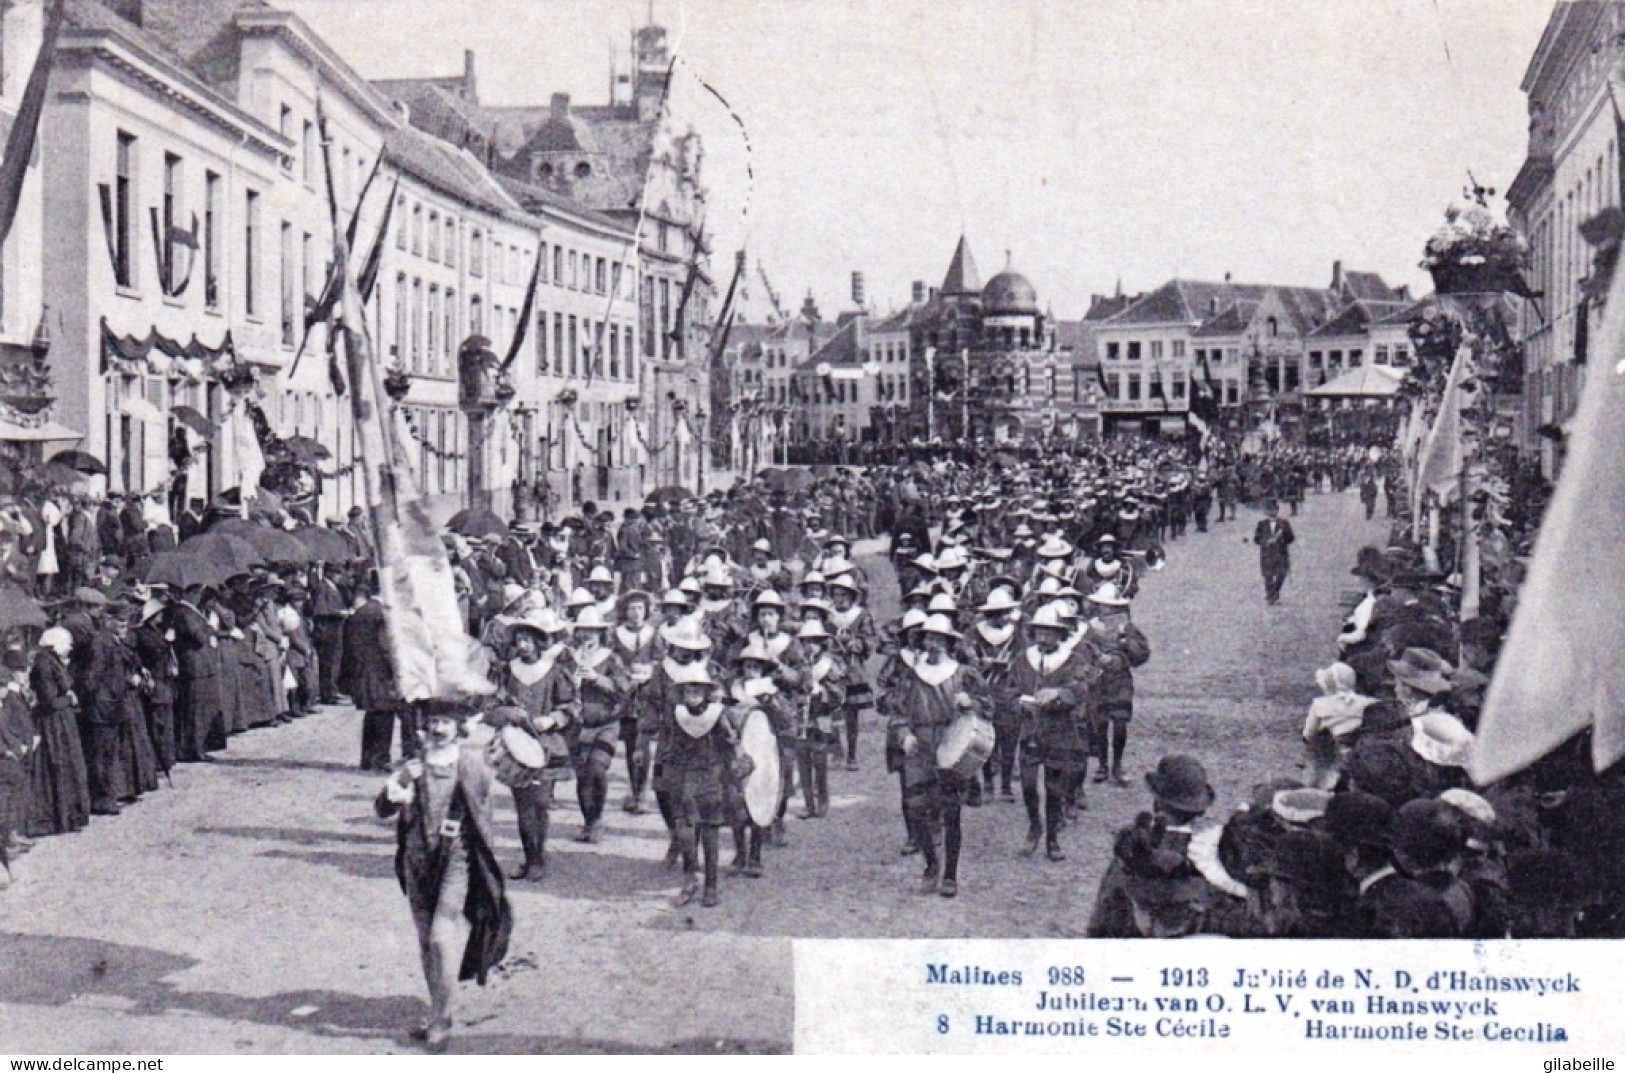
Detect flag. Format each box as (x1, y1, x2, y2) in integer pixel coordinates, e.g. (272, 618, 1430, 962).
(356, 174, 400, 303)
(498, 244, 544, 374)
(1470, 254, 1625, 784)
(323, 102, 491, 703)
(1412, 343, 1468, 526)
(0, 0, 64, 248)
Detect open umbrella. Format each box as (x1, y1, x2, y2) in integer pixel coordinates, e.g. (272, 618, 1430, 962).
(446, 506, 507, 539)
(208, 518, 312, 563)
(150, 531, 265, 588)
(645, 485, 693, 505)
(30, 462, 88, 489)
(281, 435, 332, 463)
(294, 525, 359, 565)
(171, 405, 213, 437)
(0, 584, 46, 629)
(51, 450, 108, 476)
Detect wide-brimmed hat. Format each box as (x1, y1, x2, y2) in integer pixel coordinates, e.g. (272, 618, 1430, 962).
(1036, 536, 1073, 559)
(587, 564, 615, 585)
(796, 619, 832, 642)
(1087, 582, 1130, 607)
(799, 570, 827, 589)
(573, 605, 609, 631)
(1438, 787, 1496, 829)
(1314, 661, 1357, 695)
(660, 588, 691, 608)
(934, 546, 968, 572)
(751, 538, 773, 554)
(911, 553, 937, 572)
(821, 556, 855, 578)
(668, 659, 715, 687)
(1388, 647, 1452, 694)
(927, 593, 957, 614)
(828, 574, 861, 594)
(734, 637, 780, 665)
(1028, 603, 1069, 632)
(921, 613, 960, 640)
(799, 597, 833, 618)
(979, 588, 1020, 614)
(1145, 754, 1215, 814)
(566, 587, 595, 609)
(752, 590, 787, 610)
(1272, 787, 1334, 826)
(900, 608, 929, 632)
(507, 607, 565, 637)
(1410, 712, 1475, 768)
(659, 619, 712, 651)
(618, 589, 653, 613)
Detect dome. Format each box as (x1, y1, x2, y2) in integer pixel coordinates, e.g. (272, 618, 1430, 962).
(983, 261, 1038, 314)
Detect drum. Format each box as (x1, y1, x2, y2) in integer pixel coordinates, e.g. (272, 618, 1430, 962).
(740, 707, 782, 827)
(486, 724, 549, 788)
(936, 713, 995, 779)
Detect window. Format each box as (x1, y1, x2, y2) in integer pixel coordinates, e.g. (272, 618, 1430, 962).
(553, 245, 563, 285)
(410, 279, 424, 370)
(569, 251, 578, 289)
(280, 223, 296, 344)
(395, 196, 407, 249)
(1374, 344, 1389, 366)
(568, 315, 578, 376)
(596, 257, 606, 294)
(1267, 316, 1279, 338)
(1394, 345, 1409, 366)
(539, 243, 549, 284)
(1171, 370, 1186, 400)
(658, 221, 669, 253)
(1349, 348, 1363, 368)
(537, 307, 548, 376)
(114, 131, 137, 288)
(427, 286, 440, 365)
(1329, 349, 1343, 368)
(1171, 339, 1186, 358)
(1309, 350, 1323, 371)
(393, 273, 407, 359)
(1127, 372, 1141, 401)
(554, 313, 564, 375)
(1226, 380, 1239, 405)
(609, 325, 619, 379)
(470, 230, 484, 276)
(470, 294, 483, 337)
(279, 105, 293, 160)
(427, 211, 440, 262)
(161, 153, 181, 296)
(1150, 340, 1164, 360)
(611, 262, 622, 297)
(444, 218, 457, 268)
(624, 326, 634, 381)
(244, 190, 260, 316)
(659, 278, 671, 359)
(411, 203, 423, 255)
(203, 171, 220, 308)
(641, 275, 655, 356)
(443, 289, 456, 371)
(302, 232, 314, 311)
(1127, 341, 1142, 361)
(1106, 372, 1121, 400)
(1106, 342, 1120, 361)
(302, 121, 315, 185)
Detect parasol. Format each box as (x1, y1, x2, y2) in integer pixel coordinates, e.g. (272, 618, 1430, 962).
(144, 531, 264, 588)
(170, 405, 213, 436)
(446, 506, 508, 539)
(50, 450, 108, 476)
(293, 525, 359, 565)
(30, 462, 88, 489)
(0, 584, 46, 629)
(644, 485, 694, 505)
(281, 435, 333, 463)
(208, 518, 313, 563)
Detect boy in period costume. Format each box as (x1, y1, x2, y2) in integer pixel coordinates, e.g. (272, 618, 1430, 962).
(1009, 603, 1097, 860)
(568, 606, 628, 844)
(491, 609, 577, 881)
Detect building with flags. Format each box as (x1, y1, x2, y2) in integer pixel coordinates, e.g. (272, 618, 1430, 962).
(1505, 2, 1625, 477)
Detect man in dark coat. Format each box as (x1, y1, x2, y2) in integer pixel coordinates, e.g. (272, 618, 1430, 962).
(133, 596, 178, 774)
(171, 586, 224, 761)
(63, 592, 128, 814)
(1253, 499, 1295, 605)
(342, 583, 404, 771)
(308, 564, 349, 704)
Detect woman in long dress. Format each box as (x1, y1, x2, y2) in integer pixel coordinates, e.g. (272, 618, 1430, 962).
(26, 628, 89, 835)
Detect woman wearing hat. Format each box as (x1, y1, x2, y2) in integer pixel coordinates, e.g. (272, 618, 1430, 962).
(569, 607, 629, 844)
(25, 628, 88, 836)
(887, 613, 987, 898)
(374, 697, 511, 1050)
(1086, 754, 1217, 937)
(612, 591, 659, 815)
(492, 609, 578, 882)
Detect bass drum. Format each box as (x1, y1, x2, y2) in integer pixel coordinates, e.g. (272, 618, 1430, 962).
(486, 724, 549, 788)
(936, 713, 995, 780)
(740, 707, 782, 827)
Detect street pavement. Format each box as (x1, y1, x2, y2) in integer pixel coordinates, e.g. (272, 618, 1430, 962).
(0, 489, 1387, 1054)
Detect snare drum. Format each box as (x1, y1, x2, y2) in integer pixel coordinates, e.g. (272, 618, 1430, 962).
(486, 724, 549, 788)
(936, 714, 995, 780)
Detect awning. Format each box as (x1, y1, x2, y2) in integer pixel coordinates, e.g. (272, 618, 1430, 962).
(0, 418, 83, 443)
(1305, 363, 1405, 398)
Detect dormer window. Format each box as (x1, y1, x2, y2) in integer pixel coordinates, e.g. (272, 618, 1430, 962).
(575, 161, 592, 179)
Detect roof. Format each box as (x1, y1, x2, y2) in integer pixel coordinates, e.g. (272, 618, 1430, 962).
(803, 319, 863, 369)
(487, 104, 657, 215)
(1369, 298, 1431, 328)
(496, 175, 634, 237)
(109, 0, 272, 88)
(1106, 279, 1270, 326)
(383, 126, 523, 219)
(1190, 303, 1255, 337)
(1340, 270, 1400, 303)
(374, 79, 495, 152)
(1306, 299, 1413, 339)
(1306, 363, 1405, 398)
(1054, 320, 1087, 349)
(942, 235, 982, 295)
(1084, 293, 1137, 321)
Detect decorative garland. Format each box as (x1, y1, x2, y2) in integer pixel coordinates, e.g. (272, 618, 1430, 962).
(394, 404, 469, 462)
(99, 317, 235, 382)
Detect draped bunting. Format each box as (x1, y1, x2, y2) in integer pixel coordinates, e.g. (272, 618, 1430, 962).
(99, 317, 234, 379)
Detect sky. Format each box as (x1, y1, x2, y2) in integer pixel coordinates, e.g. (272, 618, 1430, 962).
(280, 0, 1555, 320)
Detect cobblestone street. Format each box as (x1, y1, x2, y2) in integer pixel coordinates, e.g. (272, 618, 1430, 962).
(0, 489, 1386, 1054)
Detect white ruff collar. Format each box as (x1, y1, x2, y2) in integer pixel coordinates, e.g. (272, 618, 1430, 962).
(733, 677, 777, 702)
(510, 644, 565, 685)
(913, 657, 960, 687)
(751, 562, 780, 578)
(1186, 824, 1249, 899)
(977, 621, 1016, 646)
(753, 631, 791, 658)
(1026, 645, 1070, 675)
(831, 606, 862, 629)
(574, 646, 611, 671)
(675, 701, 724, 738)
(615, 624, 654, 651)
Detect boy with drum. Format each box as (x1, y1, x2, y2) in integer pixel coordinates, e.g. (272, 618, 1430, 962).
(654, 660, 733, 907)
(640, 618, 719, 869)
(1009, 603, 1098, 861)
(490, 609, 577, 882)
(887, 614, 988, 898)
(724, 638, 795, 876)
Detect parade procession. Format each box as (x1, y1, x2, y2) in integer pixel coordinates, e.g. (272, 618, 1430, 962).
(4, 0, 1625, 1058)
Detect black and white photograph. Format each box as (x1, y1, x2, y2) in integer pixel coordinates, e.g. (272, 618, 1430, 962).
(0, 0, 1620, 1057)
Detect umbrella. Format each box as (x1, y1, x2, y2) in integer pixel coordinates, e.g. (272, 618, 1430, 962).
(294, 525, 359, 565)
(645, 485, 694, 505)
(30, 462, 88, 489)
(0, 585, 46, 629)
(171, 405, 213, 436)
(51, 450, 108, 476)
(146, 531, 265, 588)
(282, 435, 332, 463)
(209, 518, 313, 563)
(446, 506, 508, 539)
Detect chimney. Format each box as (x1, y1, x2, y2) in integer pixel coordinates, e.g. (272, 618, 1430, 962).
(463, 49, 479, 103)
(912, 280, 926, 304)
(1332, 259, 1344, 293)
(851, 271, 866, 309)
(550, 93, 572, 120)
(1209, 296, 1219, 314)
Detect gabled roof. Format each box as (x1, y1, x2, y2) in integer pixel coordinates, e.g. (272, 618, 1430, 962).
(1084, 293, 1137, 321)
(794, 319, 858, 372)
(942, 235, 981, 295)
(1340, 270, 1400, 303)
(1191, 303, 1255, 337)
(496, 175, 634, 236)
(383, 126, 523, 220)
(1306, 299, 1414, 339)
(1369, 298, 1432, 328)
(374, 79, 495, 150)
(1106, 279, 1272, 326)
